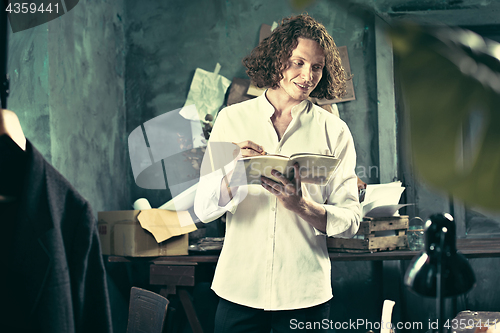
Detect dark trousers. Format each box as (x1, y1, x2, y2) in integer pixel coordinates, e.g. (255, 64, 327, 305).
(214, 298, 331, 333)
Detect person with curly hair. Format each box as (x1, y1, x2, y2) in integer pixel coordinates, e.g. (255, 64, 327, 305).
(195, 14, 361, 333)
(243, 14, 348, 102)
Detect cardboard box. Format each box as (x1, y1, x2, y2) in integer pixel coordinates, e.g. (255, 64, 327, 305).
(98, 210, 197, 257)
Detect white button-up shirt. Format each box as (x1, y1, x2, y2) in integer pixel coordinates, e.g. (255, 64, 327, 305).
(194, 93, 361, 310)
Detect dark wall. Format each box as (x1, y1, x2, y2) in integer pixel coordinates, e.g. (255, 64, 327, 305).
(122, 3, 382, 330)
(9, 1, 500, 333)
(7, 0, 380, 215)
(7, 1, 380, 332)
(124, 0, 380, 208)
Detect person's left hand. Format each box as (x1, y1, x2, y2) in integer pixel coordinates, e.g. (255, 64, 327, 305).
(261, 163, 303, 212)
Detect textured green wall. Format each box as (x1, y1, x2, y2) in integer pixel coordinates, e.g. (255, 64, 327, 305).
(7, 0, 380, 212)
(123, 1, 381, 332)
(125, 0, 379, 208)
(6, 1, 500, 333)
(8, 25, 51, 159)
(6, 1, 381, 332)
(8, 0, 129, 213)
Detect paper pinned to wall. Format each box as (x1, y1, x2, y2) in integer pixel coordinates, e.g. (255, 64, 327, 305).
(180, 63, 231, 123)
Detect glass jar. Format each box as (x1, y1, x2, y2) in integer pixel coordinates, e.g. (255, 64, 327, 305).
(408, 217, 425, 251)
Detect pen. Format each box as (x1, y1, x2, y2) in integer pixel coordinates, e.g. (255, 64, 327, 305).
(232, 142, 268, 155)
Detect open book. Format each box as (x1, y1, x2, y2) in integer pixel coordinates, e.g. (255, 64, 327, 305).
(229, 152, 341, 186)
(361, 181, 412, 217)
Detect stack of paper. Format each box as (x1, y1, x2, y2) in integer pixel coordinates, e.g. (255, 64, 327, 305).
(361, 181, 411, 218)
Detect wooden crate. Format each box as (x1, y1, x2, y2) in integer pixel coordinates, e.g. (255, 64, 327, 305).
(328, 216, 409, 253)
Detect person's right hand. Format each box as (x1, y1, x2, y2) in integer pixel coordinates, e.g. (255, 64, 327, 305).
(233, 140, 266, 158)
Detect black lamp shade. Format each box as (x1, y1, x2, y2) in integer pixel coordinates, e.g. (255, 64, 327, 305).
(404, 213, 476, 297)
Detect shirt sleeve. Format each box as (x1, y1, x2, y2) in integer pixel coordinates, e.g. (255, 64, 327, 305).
(320, 123, 361, 238)
(193, 109, 248, 223)
(193, 164, 248, 223)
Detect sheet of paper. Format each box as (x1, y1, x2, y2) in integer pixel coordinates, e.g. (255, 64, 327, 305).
(177, 104, 207, 149)
(364, 203, 414, 218)
(361, 181, 409, 217)
(180, 63, 231, 123)
(363, 181, 404, 206)
(137, 210, 197, 243)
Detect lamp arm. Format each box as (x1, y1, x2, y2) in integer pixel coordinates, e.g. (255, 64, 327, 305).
(436, 228, 447, 333)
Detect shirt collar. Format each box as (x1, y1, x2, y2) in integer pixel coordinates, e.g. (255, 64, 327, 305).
(257, 90, 312, 119)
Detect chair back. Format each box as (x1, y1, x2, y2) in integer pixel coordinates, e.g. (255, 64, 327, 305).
(126, 287, 169, 333)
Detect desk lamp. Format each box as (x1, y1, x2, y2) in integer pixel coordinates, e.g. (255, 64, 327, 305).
(404, 213, 476, 333)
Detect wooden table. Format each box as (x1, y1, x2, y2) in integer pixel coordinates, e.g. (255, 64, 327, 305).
(108, 237, 500, 333)
(328, 238, 500, 261)
(108, 237, 500, 264)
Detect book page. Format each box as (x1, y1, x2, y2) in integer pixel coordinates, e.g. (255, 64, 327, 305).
(289, 152, 335, 159)
(231, 153, 340, 186)
(239, 155, 291, 185)
(290, 154, 340, 185)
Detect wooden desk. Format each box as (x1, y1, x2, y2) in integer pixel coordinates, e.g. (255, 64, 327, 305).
(329, 238, 500, 261)
(108, 237, 500, 264)
(107, 238, 500, 333)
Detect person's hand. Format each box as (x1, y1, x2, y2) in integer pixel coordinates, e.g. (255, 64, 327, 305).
(357, 177, 367, 203)
(233, 140, 266, 158)
(261, 162, 303, 212)
(218, 140, 265, 206)
(0, 109, 26, 151)
(261, 162, 328, 232)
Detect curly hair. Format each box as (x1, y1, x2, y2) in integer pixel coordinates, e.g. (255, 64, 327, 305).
(243, 14, 347, 100)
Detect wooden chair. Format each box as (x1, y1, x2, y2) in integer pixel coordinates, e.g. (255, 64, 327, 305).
(126, 287, 169, 333)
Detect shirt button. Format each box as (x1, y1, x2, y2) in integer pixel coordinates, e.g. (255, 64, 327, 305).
(271, 207, 275, 211)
